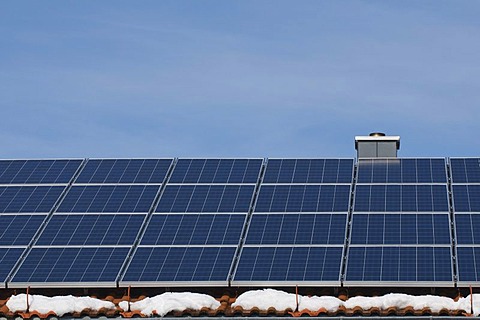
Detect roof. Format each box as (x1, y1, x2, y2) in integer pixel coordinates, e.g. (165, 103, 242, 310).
(0, 289, 477, 318)
(1, 156, 480, 318)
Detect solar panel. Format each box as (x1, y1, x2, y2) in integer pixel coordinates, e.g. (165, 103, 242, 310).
(354, 185, 449, 212)
(0, 160, 82, 184)
(233, 246, 343, 285)
(450, 158, 480, 183)
(169, 159, 262, 184)
(456, 247, 480, 283)
(350, 214, 451, 245)
(155, 185, 255, 213)
(57, 185, 159, 213)
(0, 186, 64, 213)
(10, 247, 130, 287)
(36, 214, 145, 246)
(141, 214, 245, 245)
(452, 185, 480, 212)
(255, 185, 351, 212)
(357, 158, 447, 183)
(454, 214, 480, 244)
(0, 248, 25, 288)
(75, 159, 173, 184)
(345, 246, 453, 284)
(262, 159, 354, 184)
(245, 214, 347, 245)
(121, 246, 236, 286)
(0, 215, 46, 245)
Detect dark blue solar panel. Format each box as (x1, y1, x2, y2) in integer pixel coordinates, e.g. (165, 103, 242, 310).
(0, 215, 45, 245)
(234, 246, 343, 282)
(0, 186, 64, 213)
(346, 246, 452, 282)
(36, 214, 145, 245)
(452, 185, 480, 212)
(57, 185, 159, 213)
(0, 160, 82, 184)
(0, 248, 24, 285)
(75, 159, 173, 184)
(450, 158, 480, 183)
(456, 247, 480, 282)
(169, 159, 262, 184)
(255, 185, 350, 212)
(350, 214, 451, 245)
(11, 247, 129, 284)
(245, 214, 347, 245)
(455, 214, 480, 244)
(357, 158, 447, 183)
(262, 159, 354, 184)
(141, 214, 245, 245)
(156, 185, 254, 213)
(354, 185, 449, 212)
(122, 246, 235, 282)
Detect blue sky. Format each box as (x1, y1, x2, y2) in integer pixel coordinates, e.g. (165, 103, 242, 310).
(1, 1, 480, 158)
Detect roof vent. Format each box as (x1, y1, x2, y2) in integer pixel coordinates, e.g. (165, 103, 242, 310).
(355, 133, 400, 159)
(369, 132, 386, 137)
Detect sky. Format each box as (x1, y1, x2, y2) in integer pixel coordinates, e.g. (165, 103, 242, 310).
(1, 1, 480, 159)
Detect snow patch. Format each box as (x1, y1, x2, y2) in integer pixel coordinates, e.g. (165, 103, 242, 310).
(298, 295, 343, 312)
(6, 294, 115, 317)
(231, 289, 297, 311)
(118, 292, 220, 317)
(343, 293, 458, 312)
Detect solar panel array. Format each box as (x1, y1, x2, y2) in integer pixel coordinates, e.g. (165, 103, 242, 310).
(345, 158, 453, 286)
(450, 158, 480, 286)
(120, 159, 262, 287)
(0, 157, 476, 288)
(0, 159, 83, 288)
(9, 159, 172, 287)
(232, 159, 353, 286)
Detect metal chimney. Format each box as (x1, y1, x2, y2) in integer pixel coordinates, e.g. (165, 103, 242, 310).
(355, 132, 400, 158)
